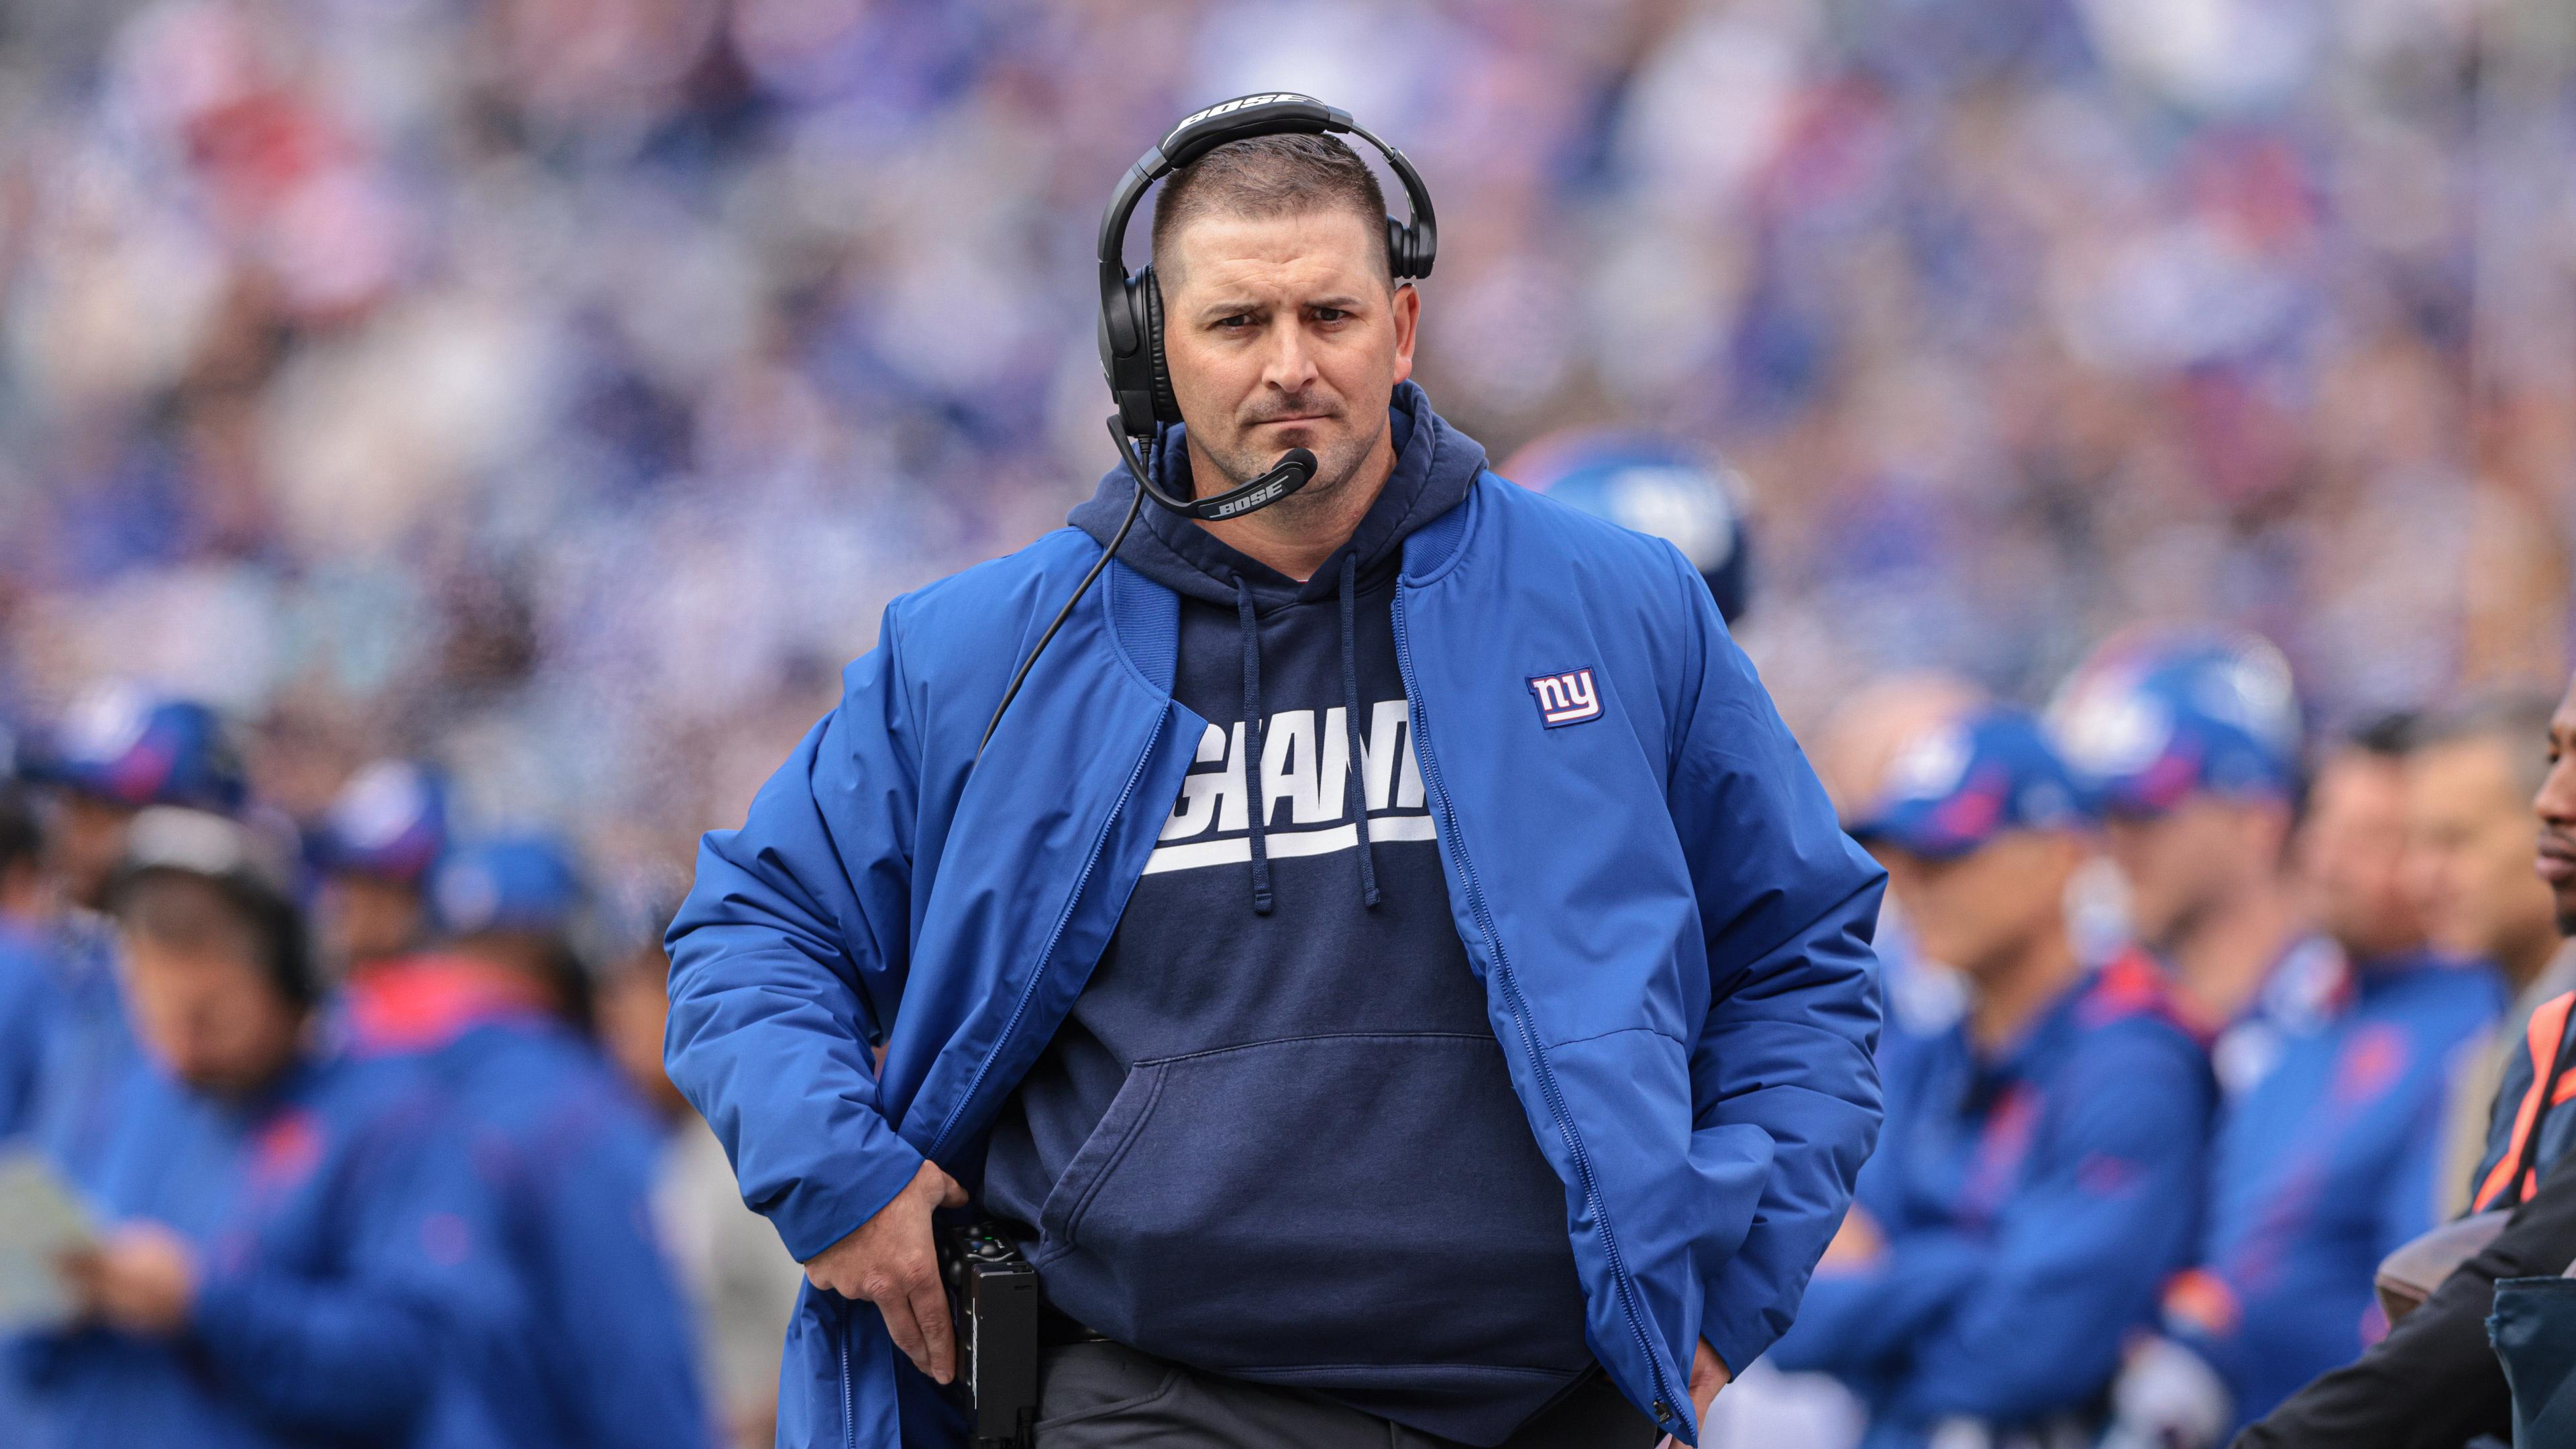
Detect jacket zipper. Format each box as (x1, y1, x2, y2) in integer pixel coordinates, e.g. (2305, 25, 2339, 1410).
(1391, 588, 1690, 1440)
(835, 718, 1161, 1446)
(926, 713, 1164, 1162)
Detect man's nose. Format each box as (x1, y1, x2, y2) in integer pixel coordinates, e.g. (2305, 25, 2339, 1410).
(2536, 756, 2576, 824)
(1260, 327, 1318, 392)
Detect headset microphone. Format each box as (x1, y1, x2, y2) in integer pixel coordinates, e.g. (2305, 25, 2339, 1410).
(979, 93, 1428, 758)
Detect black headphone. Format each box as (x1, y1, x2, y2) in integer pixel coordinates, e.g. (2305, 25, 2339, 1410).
(1095, 91, 1438, 522)
(982, 95, 1435, 755)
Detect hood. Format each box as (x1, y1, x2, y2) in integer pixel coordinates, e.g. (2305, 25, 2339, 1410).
(1069, 380, 1485, 611)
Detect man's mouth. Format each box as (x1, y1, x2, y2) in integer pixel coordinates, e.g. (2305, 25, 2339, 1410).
(2538, 836, 2576, 885)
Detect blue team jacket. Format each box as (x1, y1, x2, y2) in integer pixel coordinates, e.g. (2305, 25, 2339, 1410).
(12, 1050, 491, 1448)
(1769, 952, 2214, 1448)
(345, 955, 712, 1449)
(665, 468, 1888, 1448)
(2166, 949, 2500, 1433)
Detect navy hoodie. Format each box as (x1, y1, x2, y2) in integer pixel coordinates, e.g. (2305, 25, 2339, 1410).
(981, 383, 1594, 1444)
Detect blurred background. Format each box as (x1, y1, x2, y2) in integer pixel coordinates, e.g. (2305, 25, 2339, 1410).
(3, 0, 2570, 872)
(2, 4, 2575, 1440)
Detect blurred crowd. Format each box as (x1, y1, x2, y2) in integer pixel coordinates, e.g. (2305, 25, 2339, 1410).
(1, 0, 2574, 1444)
(1, 0, 2570, 867)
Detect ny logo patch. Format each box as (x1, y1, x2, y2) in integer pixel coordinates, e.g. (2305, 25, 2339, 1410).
(1527, 668, 1602, 727)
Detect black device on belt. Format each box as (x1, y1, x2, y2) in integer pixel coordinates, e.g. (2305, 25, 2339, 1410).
(934, 1216, 1042, 1448)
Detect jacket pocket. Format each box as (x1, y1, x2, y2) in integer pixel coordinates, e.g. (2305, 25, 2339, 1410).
(1025, 1032, 1593, 1379)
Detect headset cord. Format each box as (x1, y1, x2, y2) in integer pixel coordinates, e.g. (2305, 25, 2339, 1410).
(976, 425, 1153, 759)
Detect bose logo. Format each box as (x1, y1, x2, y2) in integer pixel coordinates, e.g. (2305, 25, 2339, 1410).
(1527, 669, 1603, 727)
(1206, 480, 1289, 519)
(1173, 93, 1313, 133)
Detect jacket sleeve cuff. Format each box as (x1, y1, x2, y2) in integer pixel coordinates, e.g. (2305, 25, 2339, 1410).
(766, 1134, 928, 1263)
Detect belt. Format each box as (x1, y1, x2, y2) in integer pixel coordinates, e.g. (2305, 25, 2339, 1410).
(1038, 1301, 1112, 1347)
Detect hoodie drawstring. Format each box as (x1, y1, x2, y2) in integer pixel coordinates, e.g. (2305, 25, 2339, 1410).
(1234, 576, 1274, 915)
(1338, 552, 1381, 909)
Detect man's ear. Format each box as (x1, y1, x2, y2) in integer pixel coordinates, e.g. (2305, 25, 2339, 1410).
(1391, 281, 1420, 386)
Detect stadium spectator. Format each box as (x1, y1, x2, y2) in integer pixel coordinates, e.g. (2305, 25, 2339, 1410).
(1770, 706, 2212, 1448)
(2407, 692, 2576, 1215)
(10, 806, 494, 1448)
(598, 901, 802, 1449)
(2080, 651, 2500, 1443)
(309, 759, 450, 979)
(341, 835, 712, 1449)
(2233, 671, 2576, 1447)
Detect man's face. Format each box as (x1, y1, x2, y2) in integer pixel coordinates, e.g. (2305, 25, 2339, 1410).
(2104, 795, 2279, 949)
(121, 925, 303, 1097)
(1159, 208, 1418, 500)
(598, 945, 688, 1119)
(2299, 749, 2423, 962)
(2407, 735, 2557, 967)
(319, 874, 425, 975)
(54, 794, 138, 910)
(1882, 830, 2078, 984)
(2537, 678, 2576, 935)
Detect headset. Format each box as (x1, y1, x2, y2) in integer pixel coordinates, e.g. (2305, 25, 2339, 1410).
(979, 93, 1439, 755)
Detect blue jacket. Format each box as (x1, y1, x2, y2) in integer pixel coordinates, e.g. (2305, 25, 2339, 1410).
(13, 1049, 494, 1448)
(1770, 951, 2214, 1448)
(23, 914, 142, 1193)
(2167, 948, 2500, 1433)
(344, 955, 712, 1449)
(665, 420, 1888, 1448)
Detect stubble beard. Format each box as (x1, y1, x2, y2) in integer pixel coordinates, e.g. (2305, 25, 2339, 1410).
(1207, 408, 1383, 518)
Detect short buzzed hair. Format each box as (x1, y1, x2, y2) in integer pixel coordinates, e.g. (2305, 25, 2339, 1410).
(1151, 133, 1391, 285)
(2415, 689, 2561, 800)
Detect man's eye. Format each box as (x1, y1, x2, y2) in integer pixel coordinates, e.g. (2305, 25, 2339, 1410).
(1216, 315, 1252, 331)
(1313, 308, 1346, 323)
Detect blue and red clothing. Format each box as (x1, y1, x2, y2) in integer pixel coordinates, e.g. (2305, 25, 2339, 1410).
(1770, 951, 2214, 1448)
(341, 955, 710, 1449)
(10, 1049, 494, 1448)
(2164, 946, 2500, 1434)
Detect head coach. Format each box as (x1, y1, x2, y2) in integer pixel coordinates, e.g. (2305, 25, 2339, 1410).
(664, 95, 1886, 1449)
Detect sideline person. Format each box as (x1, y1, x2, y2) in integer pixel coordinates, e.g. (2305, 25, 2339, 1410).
(2233, 669, 2576, 1447)
(9, 807, 493, 1448)
(1770, 707, 2212, 1448)
(666, 95, 1886, 1449)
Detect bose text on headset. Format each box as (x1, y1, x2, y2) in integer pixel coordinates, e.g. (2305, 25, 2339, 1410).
(980, 93, 1437, 755)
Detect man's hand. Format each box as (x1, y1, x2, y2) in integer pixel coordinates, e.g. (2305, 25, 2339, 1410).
(60, 1222, 199, 1336)
(799, 1160, 969, 1383)
(1656, 1340, 1732, 1448)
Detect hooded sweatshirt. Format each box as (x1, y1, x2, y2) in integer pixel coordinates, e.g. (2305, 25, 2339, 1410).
(980, 382, 1595, 1445)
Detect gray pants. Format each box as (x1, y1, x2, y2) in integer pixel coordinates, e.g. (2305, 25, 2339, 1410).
(1031, 1342, 1662, 1449)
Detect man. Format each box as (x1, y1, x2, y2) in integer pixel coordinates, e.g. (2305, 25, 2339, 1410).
(2231, 669, 2576, 1446)
(2406, 692, 2576, 1214)
(1770, 707, 2212, 1448)
(342, 833, 712, 1449)
(667, 103, 1884, 1449)
(10, 806, 491, 1447)
(2078, 673, 2498, 1442)
(15, 686, 248, 1191)
(310, 758, 449, 978)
